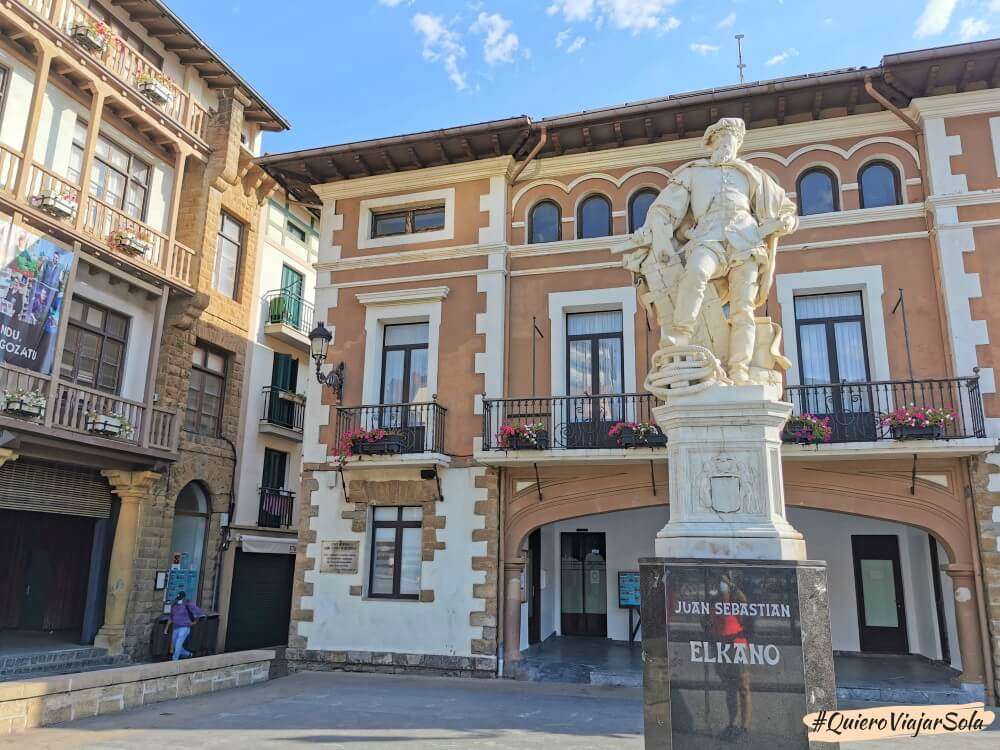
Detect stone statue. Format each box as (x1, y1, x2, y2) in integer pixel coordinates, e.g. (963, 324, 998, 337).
(615, 118, 796, 397)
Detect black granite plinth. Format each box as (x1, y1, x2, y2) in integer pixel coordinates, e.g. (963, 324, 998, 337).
(640, 558, 838, 750)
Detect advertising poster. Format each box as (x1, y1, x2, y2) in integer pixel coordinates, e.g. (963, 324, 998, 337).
(0, 218, 74, 374)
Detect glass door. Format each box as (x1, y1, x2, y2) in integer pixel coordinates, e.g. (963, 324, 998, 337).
(566, 311, 624, 448)
(280, 265, 304, 328)
(268, 353, 299, 428)
(794, 293, 874, 441)
(560, 532, 607, 637)
(852, 535, 909, 653)
(379, 323, 430, 450)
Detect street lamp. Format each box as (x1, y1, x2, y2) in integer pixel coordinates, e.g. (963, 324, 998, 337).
(308, 322, 345, 401)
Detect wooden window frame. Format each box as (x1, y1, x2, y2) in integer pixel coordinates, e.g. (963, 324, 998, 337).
(87, 130, 152, 221)
(214, 211, 244, 300)
(628, 188, 658, 233)
(528, 200, 562, 244)
(858, 160, 902, 209)
(796, 167, 840, 216)
(60, 297, 130, 394)
(379, 322, 429, 407)
(793, 292, 871, 384)
(371, 205, 446, 239)
(184, 342, 228, 436)
(0, 65, 9, 131)
(367, 506, 422, 600)
(576, 194, 613, 239)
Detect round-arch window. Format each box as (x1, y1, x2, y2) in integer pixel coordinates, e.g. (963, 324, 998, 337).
(577, 194, 612, 239)
(529, 201, 561, 244)
(629, 189, 658, 233)
(859, 161, 901, 209)
(168, 482, 210, 601)
(797, 168, 839, 216)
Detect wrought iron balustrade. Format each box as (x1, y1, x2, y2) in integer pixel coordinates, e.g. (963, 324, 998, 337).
(258, 487, 294, 529)
(262, 289, 315, 336)
(783, 376, 986, 443)
(260, 387, 305, 433)
(481, 393, 660, 451)
(335, 402, 447, 456)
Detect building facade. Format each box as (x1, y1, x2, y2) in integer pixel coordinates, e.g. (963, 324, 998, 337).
(0, 0, 286, 668)
(261, 39, 1000, 701)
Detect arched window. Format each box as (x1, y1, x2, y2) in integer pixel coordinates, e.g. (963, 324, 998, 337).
(797, 167, 839, 216)
(168, 482, 210, 602)
(628, 188, 658, 233)
(859, 161, 901, 209)
(577, 194, 612, 239)
(528, 200, 561, 244)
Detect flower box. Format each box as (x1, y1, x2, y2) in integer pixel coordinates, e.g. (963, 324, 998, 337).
(34, 192, 76, 219)
(351, 434, 405, 456)
(277, 390, 306, 404)
(781, 414, 832, 445)
(504, 430, 548, 451)
(2, 397, 44, 419)
(86, 413, 127, 437)
(70, 24, 108, 53)
(618, 426, 667, 448)
(109, 231, 152, 257)
(890, 424, 943, 441)
(138, 78, 173, 107)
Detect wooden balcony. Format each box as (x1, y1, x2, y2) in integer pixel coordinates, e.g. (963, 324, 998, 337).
(0, 145, 22, 196)
(14, 0, 210, 141)
(0, 362, 179, 455)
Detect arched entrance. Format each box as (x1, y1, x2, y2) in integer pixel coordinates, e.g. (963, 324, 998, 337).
(167, 482, 211, 603)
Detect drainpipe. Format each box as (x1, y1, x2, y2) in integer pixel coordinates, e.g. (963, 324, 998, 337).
(863, 75, 956, 379)
(509, 126, 548, 185)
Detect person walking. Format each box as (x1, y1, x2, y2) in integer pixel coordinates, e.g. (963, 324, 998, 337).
(167, 591, 206, 661)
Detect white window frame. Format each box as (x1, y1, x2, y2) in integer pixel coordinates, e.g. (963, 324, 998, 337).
(776, 265, 890, 387)
(357, 188, 455, 250)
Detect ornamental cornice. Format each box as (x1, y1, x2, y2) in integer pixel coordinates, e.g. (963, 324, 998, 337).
(314, 156, 515, 201)
(910, 89, 1000, 121)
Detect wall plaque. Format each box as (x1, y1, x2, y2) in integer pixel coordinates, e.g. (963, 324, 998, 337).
(320, 540, 359, 574)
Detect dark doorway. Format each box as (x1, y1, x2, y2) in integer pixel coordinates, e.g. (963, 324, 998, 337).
(268, 353, 300, 428)
(528, 529, 541, 645)
(852, 535, 909, 654)
(225, 549, 295, 651)
(0, 509, 95, 635)
(560, 532, 607, 637)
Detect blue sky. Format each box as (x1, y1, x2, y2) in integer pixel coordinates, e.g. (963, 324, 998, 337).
(166, 0, 1000, 154)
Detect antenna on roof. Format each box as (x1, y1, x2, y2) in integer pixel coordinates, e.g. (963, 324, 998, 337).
(735, 34, 747, 85)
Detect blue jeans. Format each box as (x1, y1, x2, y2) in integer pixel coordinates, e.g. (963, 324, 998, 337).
(171, 626, 192, 660)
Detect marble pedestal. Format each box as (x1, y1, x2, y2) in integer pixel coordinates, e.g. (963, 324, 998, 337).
(653, 383, 806, 561)
(640, 558, 838, 750)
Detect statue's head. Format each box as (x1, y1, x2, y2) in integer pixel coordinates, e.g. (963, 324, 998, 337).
(703, 117, 746, 164)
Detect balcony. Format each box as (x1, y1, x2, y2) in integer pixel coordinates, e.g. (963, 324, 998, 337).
(15, 0, 210, 140)
(258, 487, 294, 529)
(335, 402, 447, 462)
(262, 290, 314, 349)
(0, 362, 180, 455)
(258, 386, 304, 441)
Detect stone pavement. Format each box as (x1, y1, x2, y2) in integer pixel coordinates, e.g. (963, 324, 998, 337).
(2, 671, 997, 749)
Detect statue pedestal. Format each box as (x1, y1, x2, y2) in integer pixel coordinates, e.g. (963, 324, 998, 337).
(652, 383, 807, 561)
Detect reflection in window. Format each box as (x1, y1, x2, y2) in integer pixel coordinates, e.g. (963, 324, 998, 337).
(577, 195, 612, 239)
(369, 506, 422, 599)
(797, 168, 839, 216)
(61, 298, 129, 394)
(859, 161, 901, 209)
(529, 200, 561, 244)
(629, 189, 658, 232)
(168, 482, 209, 602)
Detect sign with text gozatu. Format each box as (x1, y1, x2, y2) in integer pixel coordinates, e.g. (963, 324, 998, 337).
(320, 540, 360, 574)
(0, 219, 73, 375)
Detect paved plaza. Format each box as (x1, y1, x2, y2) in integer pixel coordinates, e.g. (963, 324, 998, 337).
(3, 671, 997, 749)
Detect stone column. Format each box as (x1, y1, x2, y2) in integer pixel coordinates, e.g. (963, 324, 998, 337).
(944, 564, 987, 687)
(94, 470, 162, 655)
(503, 558, 525, 663)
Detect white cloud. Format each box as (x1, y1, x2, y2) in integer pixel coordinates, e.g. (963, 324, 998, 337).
(470, 11, 519, 65)
(958, 16, 989, 40)
(766, 47, 798, 66)
(914, 0, 958, 37)
(555, 28, 572, 47)
(378, 0, 413, 6)
(412, 13, 468, 91)
(547, 0, 680, 35)
(566, 36, 587, 53)
(690, 42, 720, 55)
(716, 12, 736, 29)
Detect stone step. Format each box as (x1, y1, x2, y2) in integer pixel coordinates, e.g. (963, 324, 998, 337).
(837, 682, 986, 706)
(0, 652, 130, 682)
(0, 647, 107, 671)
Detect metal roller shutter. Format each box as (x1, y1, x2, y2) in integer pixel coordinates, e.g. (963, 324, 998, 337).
(0, 460, 113, 518)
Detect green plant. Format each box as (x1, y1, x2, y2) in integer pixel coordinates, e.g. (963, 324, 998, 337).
(782, 413, 832, 445)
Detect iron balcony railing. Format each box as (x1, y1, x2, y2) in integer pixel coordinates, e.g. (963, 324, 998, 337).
(262, 289, 315, 336)
(260, 387, 305, 433)
(335, 402, 447, 456)
(783, 376, 986, 443)
(258, 487, 294, 529)
(482, 393, 661, 451)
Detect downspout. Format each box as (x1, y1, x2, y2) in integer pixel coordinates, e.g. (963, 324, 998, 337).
(509, 125, 548, 185)
(863, 75, 956, 378)
(963, 457, 997, 705)
(212, 435, 239, 613)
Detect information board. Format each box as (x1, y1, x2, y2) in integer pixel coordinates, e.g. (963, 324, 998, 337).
(618, 570, 641, 607)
